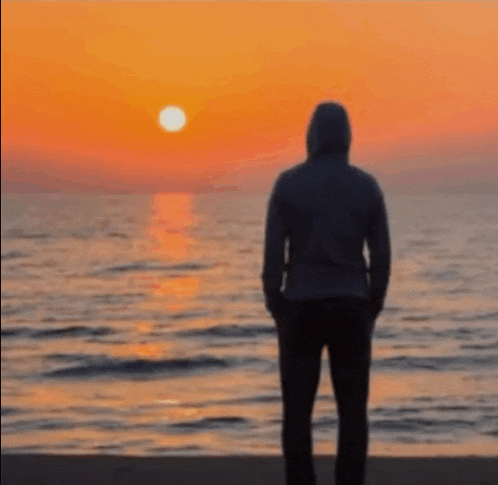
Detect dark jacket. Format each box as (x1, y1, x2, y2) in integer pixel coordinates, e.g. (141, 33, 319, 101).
(262, 102, 391, 318)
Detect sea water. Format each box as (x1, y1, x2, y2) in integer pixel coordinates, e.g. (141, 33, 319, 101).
(1, 191, 498, 457)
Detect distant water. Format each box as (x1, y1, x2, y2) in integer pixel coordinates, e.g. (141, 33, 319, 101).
(1, 192, 498, 457)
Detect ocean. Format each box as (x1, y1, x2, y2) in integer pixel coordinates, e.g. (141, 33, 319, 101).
(1, 191, 498, 457)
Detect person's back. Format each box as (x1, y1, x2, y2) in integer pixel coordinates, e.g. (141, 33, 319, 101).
(262, 102, 390, 485)
(263, 102, 390, 319)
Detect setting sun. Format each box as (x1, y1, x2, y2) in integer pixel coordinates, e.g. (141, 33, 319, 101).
(158, 106, 187, 132)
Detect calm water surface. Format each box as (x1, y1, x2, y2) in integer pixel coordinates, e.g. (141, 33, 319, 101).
(1, 192, 498, 457)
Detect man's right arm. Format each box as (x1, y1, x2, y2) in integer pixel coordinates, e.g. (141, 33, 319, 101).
(366, 183, 391, 319)
(262, 175, 287, 318)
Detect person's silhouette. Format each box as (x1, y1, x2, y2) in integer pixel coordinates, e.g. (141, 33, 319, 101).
(262, 102, 391, 485)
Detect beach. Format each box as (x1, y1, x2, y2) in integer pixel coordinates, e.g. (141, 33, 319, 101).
(2, 454, 498, 485)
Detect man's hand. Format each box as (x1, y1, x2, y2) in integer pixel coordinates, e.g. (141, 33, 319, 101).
(264, 289, 287, 320)
(368, 299, 383, 321)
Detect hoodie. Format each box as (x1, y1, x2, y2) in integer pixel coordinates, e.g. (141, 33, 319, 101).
(262, 102, 391, 316)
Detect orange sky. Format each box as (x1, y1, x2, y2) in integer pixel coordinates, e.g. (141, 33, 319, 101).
(2, 1, 497, 193)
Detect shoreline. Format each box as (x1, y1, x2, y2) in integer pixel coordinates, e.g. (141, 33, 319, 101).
(2, 454, 497, 485)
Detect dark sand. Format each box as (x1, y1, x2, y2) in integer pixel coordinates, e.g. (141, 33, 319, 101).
(2, 454, 497, 485)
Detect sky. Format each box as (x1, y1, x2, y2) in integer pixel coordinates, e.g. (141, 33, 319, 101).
(2, 1, 497, 194)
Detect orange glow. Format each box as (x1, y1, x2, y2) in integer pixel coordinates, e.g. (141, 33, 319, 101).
(108, 341, 175, 359)
(131, 343, 160, 358)
(145, 193, 200, 310)
(2, 2, 497, 192)
(136, 322, 155, 334)
(148, 193, 195, 260)
(16, 387, 73, 407)
(157, 276, 200, 312)
(152, 278, 200, 299)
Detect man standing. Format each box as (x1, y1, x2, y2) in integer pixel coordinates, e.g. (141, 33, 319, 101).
(262, 102, 391, 485)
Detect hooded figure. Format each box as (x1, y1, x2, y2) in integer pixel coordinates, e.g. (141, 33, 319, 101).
(262, 102, 391, 485)
(262, 101, 390, 317)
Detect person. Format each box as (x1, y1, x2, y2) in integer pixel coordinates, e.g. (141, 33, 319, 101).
(262, 102, 391, 485)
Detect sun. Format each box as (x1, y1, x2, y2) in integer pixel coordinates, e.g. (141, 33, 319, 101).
(158, 106, 187, 132)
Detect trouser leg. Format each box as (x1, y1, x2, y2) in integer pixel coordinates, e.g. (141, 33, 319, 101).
(277, 307, 323, 485)
(331, 363, 370, 485)
(324, 302, 373, 485)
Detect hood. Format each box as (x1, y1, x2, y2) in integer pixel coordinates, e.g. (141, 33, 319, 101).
(306, 102, 351, 161)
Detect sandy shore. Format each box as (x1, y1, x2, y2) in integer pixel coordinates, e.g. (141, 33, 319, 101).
(2, 454, 497, 485)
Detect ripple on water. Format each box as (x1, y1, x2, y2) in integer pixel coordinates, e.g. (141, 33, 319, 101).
(175, 323, 275, 339)
(41, 354, 266, 380)
(93, 260, 214, 275)
(373, 354, 498, 372)
(1, 250, 30, 260)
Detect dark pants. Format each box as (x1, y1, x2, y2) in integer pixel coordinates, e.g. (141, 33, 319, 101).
(275, 296, 375, 485)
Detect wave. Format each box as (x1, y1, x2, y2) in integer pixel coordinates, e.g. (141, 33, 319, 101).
(206, 394, 283, 406)
(394, 311, 498, 323)
(1, 250, 30, 260)
(1, 418, 131, 434)
(3, 415, 251, 435)
(1, 326, 115, 339)
(382, 306, 403, 314)
(396, 326, 495, 341)
(453, 312, 498, 322)
(4, 412, 494, 439)
(34, 326, 115, 339)
(401, 315, 432, 322)
(1, 327, 28, 338)
(373, 328, 400, 339)
(93, 260, 214, 275)
(91, 293, 146, 304)
(170, 311, 212, 321)
(431, 269, 461, 281)
(370, 417, 476, 433)
(460, 342, 498, 350)
(370, 403, 493, 416)
(1, 407, 23, 417)
(1, 305, 35, 317)
(276, 414, 490, 438)
(190, 393, 329, 408)
(41, 354, 264, 379)
(175, 323, 275, 339)
(2, 418, 77, 434)
(46, 353, 97, 363)
(371, 406, 422, 416)
(313, 416, 339, 429)
(4, 230, 50, 239)
(374, 354, 498, 371)
(169, 416, 251, 431)
(66, 406, 119, 416)
(147, 445, 202, 454)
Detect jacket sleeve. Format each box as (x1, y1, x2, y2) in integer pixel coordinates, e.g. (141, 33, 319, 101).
(366, 183, 391, 316)
(262, 175, 287, 314)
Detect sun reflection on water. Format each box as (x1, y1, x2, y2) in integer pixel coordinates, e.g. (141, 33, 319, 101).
(146, 193, 200, 310)
(148, 193, 195, 261)
(152, 277, 200, 298)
